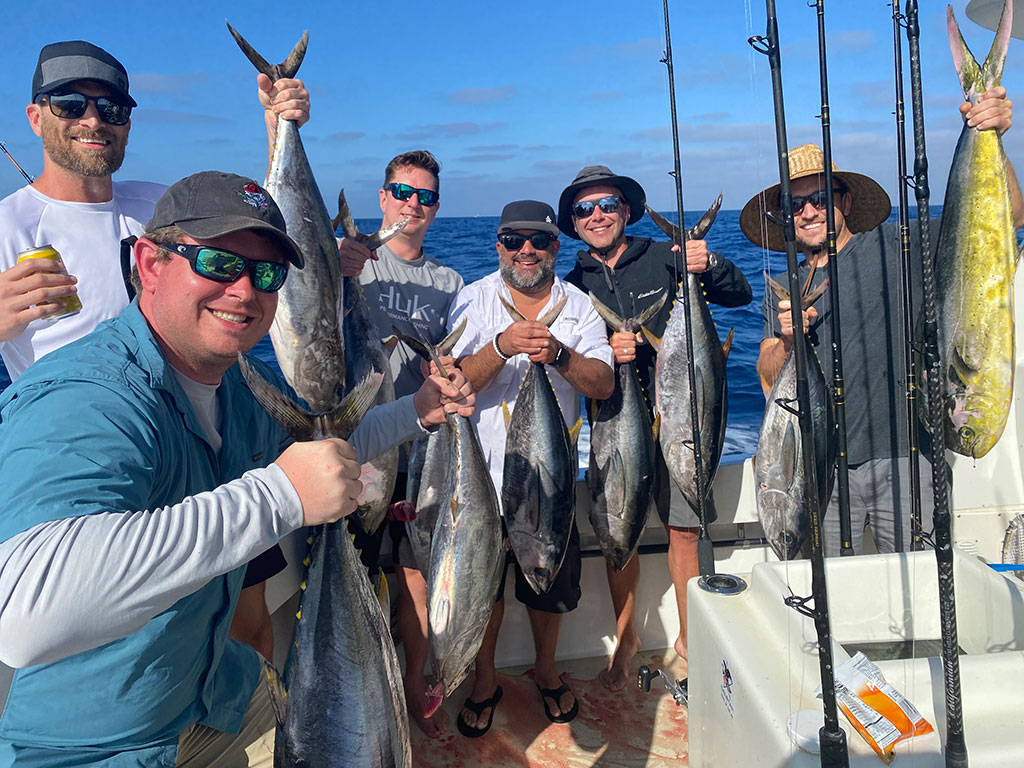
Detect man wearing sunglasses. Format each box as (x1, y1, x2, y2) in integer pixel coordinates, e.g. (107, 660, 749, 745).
(447, 200, 614, 736)
(338, 150, 464, 739)
(0, 171, 474, 766)
(750, 86, 1024, 559)
(0, 39, 310, 384)
(558, 165, 752, 690)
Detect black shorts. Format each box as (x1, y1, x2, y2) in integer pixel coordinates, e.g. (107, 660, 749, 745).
(653, 442, 719, 528)
(495, 519, 581, 614)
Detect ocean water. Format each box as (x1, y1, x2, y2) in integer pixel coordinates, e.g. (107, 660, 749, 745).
(0, 208, 927, 464)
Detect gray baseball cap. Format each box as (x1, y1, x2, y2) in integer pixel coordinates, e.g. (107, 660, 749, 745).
(146, 172, 304, 268)
(32, 40, 136, 107)
(497, 200, 560, 237)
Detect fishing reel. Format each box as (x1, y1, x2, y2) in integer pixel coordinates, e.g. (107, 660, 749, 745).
(637, 665, 688, 707)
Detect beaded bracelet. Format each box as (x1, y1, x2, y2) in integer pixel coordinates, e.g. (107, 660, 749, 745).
(492, 334, 512, 361)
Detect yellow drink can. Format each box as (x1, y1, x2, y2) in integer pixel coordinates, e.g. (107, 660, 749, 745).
(16, 245, 83, 320)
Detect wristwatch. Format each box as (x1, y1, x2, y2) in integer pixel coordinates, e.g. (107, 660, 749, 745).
(552, 341, 571, 369)
(706, 251, 723, 272)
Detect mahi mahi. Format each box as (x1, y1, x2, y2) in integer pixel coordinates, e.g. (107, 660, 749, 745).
(237, 359, 412, 768)
(754, 279, 836, 561)
(501, 295, 582, 595)
(587, 292, 665, 571)
(938, 1, 1019, 458)
(643, 198, 732, 511)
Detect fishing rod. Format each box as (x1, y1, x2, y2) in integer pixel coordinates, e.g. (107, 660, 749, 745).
(0, 141, 34, 184)
(905, 1, 967, 765)
(812, 0, 854, 557)
(892, 0, 923, 554)
(750, 2, 848, 765)
(660, 0, 714, 576)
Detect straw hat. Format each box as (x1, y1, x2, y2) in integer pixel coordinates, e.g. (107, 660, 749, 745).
(739, 144, 892, 252)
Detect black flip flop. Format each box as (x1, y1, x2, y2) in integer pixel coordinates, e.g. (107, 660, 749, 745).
(537, 680, 579, 724)
(456, 685, 503, 738)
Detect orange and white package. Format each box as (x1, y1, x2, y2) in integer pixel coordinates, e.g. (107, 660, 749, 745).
(830, 652, 934, 764)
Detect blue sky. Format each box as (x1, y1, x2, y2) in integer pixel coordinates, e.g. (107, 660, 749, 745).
(1, 0, 1021, 218)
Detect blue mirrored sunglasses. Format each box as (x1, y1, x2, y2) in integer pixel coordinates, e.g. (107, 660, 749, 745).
(384, 182, 439, 207)
(158, 242, 288, 293)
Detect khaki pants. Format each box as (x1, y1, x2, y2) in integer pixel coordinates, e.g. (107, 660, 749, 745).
(176, 665, 276, 767)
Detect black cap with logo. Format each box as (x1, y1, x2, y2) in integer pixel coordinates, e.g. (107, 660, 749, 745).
(497, 200, 560, 237)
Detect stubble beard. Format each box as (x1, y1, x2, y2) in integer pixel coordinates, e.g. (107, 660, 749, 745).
(40, 118, 126, 178)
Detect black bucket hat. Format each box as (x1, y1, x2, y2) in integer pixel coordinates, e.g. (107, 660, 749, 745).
(32, 40, 136, 107)
(146, 171, 304, 268)
(556, 165, 646, 239)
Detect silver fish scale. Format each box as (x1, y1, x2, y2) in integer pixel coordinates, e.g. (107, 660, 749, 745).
(588, 358, 657, 571)
(427, 414, 504, 697)
(754, 340, 836, 560)
(654, 273, 728, 510)
(265, 118, 347, 413)
(502, 362, 577, 595)
(344, 277, 398, 534)
(406, 426, 451, 574)
(1002, 515, 1024, 582)
(278, 522, 411, 767)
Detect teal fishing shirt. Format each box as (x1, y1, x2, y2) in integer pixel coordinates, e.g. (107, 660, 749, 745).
(0, 301, 291, 767)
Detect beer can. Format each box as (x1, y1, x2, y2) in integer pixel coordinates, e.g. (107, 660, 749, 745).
(16, 244, 83, 321)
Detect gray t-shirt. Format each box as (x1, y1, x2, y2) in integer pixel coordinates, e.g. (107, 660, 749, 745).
(761, 220, 932, 465)
(357, 243, 464, 399)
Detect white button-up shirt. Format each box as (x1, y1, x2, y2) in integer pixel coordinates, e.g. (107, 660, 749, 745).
(447, 270, 613, 510)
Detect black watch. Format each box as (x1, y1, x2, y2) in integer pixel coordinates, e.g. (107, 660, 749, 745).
(552, 341, 571, 369)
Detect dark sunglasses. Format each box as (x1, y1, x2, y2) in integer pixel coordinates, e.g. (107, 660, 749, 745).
(787, 188, 844, 215)
(384, 182, 439, 207)
(157, 242, 288, 293)
(499, 232, 557, 251)
(44, 91, 132, 126)
(571, 195, 624, 220)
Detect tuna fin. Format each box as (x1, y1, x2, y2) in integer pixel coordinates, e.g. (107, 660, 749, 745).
(333, 188, 409, 248)
(802, 278, 830, 307)
(652, 412, 661, 441)
(632, 290, 668, 328)
(502, 401, 512, 429)
(499, 294, 526, 322)
(237, 354, 318, 440)
(569, 416, 584, 446)
(781, 422, 797, 490)
(363, 216, 410, 251)
(722, 328, 735, 357)
(382, 335, 400, 356)
(644, 194, 722, 242)
(538, 294, 569, 327)
(262, 660, 289, 726)
(645, 205, 680, 242)
(640, 325, 662, 353)
(765, 274, 790, 302)
(374, 570, 390, 616)
(226, 23, 307, 81)
(589, 293, 625, 331)
(438, 319, 468, 356)
(393, 326, 431, 360)
(327, 371, 384, 438)
(448, 497, 458, 523)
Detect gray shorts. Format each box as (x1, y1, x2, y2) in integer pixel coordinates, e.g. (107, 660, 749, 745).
(821, 454, 950, 556)
(653, 442, 719, 529)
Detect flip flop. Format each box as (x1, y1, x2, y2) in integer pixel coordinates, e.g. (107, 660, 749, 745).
(537, 680, 579, 724)
(456, 685, 503, 738)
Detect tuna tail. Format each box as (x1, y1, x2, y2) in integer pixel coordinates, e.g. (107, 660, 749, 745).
(391, 317, 468, 379)
(765, 274, 830, 307)
(947, 0, 1011, 101)
(644, 194, 723, 242)
(263, 659, 289, 725)
(590, 290, 667, 333)
(499, 293, 568, 326)
(226, 22, 307, 82)
(332, 189, 410, 250)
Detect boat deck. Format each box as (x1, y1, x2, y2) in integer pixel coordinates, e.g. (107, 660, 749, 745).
(410, 649, 689, 768)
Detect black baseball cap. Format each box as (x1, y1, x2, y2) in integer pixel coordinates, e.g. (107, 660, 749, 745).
(497, 200, 560, 237)
(557, 165, 646, 239)
(146, 172, 304, 268)
(32, 40, 136, 107)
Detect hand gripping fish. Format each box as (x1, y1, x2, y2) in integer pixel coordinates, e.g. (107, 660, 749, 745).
(938, 0, 1021, 458)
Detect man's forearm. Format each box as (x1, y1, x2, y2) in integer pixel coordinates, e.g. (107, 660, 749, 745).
(458, 339, 507, 394)
(558, 351, 614, 401)
(757, 337, 789, 396)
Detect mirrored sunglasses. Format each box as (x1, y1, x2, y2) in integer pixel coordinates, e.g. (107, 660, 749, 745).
(158, 242, 288, 293)
(45, 92, 132, 126)
(384, 182, 439, 207)
(499, 232, 557, 251)
(571, 195, 625, 220)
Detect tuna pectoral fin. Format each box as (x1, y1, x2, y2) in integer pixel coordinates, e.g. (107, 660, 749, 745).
(502, 401, 512, 430)
(640, 326, 662, 353)
(263, 660, 289, 726)
(237, 354, 317, 440)
(328, 371, 385, 438)
(723, 328, 735, 358)
(372, 570, 390, 616)
(652, 412, 661, 441)
(226, 23, 307, 81)
(781, 422, 798, 489)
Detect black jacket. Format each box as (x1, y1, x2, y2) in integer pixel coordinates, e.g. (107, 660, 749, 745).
(564, 236, 752, 410)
